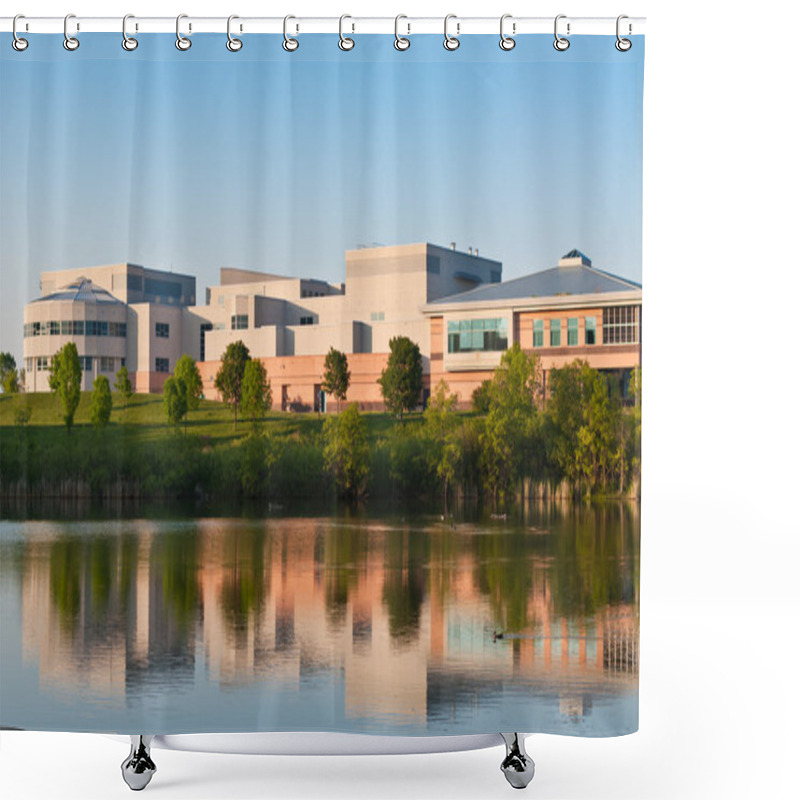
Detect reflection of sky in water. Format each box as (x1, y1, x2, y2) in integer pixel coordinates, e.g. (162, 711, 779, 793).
(0, 507, 639, 736)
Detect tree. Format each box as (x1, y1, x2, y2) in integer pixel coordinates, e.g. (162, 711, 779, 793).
(163, 376, 188, 428)
(175, 354, 203, 413)
(322, 347, 350, 412)
(378, 336, 423, 418)
(49, 342, 82, 432)
(89, 374, 113, 428)
(323, 403, 369, 498)
(471, 379, 492, 413)
(213, 340, 250, 430)
(480, 344, 542, 504)
(114, 365, 133, 409)
(241, 359, 272, 426)
(0, 352, 19, 394)
(424, 380, 461, 513)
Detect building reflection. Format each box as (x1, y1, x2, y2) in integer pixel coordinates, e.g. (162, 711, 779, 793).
(18, 506, 639, 726)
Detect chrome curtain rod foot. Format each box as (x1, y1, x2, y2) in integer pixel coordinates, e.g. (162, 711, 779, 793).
(500, 733, 535, 790)
(121, 735, 157, 791)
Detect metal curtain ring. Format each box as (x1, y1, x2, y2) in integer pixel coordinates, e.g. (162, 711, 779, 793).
(63, 13, 79, 51)
(616, 14, 632, 51)
(283, 15, 299, 51)
(12, 15, 28, 51)
(553, 14, 570, 51)
(394, 15, 410, 51)
(339, 15, 354, 50)
(122, 14, 138, 51)
(444, 14, 459, 51)
(176, 14, 191, 51)
(227, 15, 243, 51)
(499, 14, 515, 51)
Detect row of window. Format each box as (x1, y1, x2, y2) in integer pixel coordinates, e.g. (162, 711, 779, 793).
(534, 317, 597, 348)
(27, 355, 124, 373)
(603, 306, 639, 344)
(24, 320, 127, 338)
(447, 318, 509, 354)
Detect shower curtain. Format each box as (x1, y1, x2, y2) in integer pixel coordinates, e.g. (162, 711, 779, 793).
(0, 25, 643, 741)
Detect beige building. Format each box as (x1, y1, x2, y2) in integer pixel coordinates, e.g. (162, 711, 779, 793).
(22, 245, 641, 409)
(23, 263, 196, 393)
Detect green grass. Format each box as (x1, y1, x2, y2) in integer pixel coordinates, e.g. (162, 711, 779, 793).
(0, 391, 426, 448)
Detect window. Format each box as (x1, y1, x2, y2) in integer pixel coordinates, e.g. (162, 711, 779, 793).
(299, 316, 314, 326)
(36, 356, 48, 371)
(426, 255, 441, 274)
(144, 278, 182, 301)
(371, 311, 385, 322)
(550, 319, 561, 347)
(533, 320, 544, 348)
(85, 320, 109, 337)
(231, 314, 249, 330)
(127, 274, 143, 293)
(447, 318, 508, 354)
(603, 306, 639, 345)
(585, 316, 596, 345)
(99, 356, 115, 372)
(567, 317, 578, 346)
(155, 322, 170, 338)
(80, 356, 93, 371)
(49, 321, 60, 336)
(155, 358, 169, 373)
(200, 323, 212, 361)
(109, 321, 127, 337)
(25, 358, 33, 373)
(218, 294, 225, 306)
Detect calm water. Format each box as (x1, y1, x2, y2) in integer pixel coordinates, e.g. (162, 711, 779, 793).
(0, 504, 639, 736)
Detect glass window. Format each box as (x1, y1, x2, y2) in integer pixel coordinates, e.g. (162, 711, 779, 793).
(300, 316, 314, 325)
(36, 356, 48, 371)
(585, 316, 596, 345)
(99, 356, 115, 372)
(81, 356, 92, 371)
(231, 315, 249, 330)
(447, 318, 508, 354)
(550, 319, 561, 347)
(567, 317, 578, 346)
(533, 320, 544, 348)
(370, 311, 385, 321)
(155, 358, 170, 373)
(49, 321, 60, 336)
(155, 322, 170, 338)
(200, 323, 212, 362)
(144, 278, 182, 300)
(602, 306, 639, 345)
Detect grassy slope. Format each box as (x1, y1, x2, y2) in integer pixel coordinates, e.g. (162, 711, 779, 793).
(0, 391, 425, 448)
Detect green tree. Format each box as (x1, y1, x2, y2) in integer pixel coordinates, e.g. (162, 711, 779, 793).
(424, 380, 461, 513)
(471, 379, 492, 413)
(114, 365, 133, 410)
(175, 354, 203, 413)
(49, 342, 82, 432)
(213, 340, 250, 430)
(480, 344, 542, 504)
(89, 374, 113, 428)
(241, 359, 272, 426)
(0, 352, 17, 394)
(378, 336, 423, 418)
(163, 376, 188, 428)
(322, 347, 350, 412)
(323, 403, 369, 498)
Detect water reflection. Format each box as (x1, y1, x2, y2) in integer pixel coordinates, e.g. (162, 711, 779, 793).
(0, 503, 639, 736)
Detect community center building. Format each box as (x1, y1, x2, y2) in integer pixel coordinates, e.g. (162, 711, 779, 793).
(22, 244, 641, 409)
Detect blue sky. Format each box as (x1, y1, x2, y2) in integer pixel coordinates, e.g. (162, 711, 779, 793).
(0, 33, 644, 359)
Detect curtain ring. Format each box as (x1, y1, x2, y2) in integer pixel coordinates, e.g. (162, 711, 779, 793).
(176, 14, 191, 51)
(394, 15, 410, 51)
(553, 14, 570, 51)
(616, 15, 632, 51)
(63, 14, 79, 51)
(339, 15, 354, 51)
(499, 14, 515, 51)
(444, 14, 460, 51)
(283, 15, 299, 51)
(122, 14, 138, 51)
(227, 15, 243, 51)
(12, 15, 28, 51)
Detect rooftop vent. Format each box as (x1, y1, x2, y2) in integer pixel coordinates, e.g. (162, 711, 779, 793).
(468, 247, 473, 255)
(450, 242, 456, 251)
(558, 249, 592, 267)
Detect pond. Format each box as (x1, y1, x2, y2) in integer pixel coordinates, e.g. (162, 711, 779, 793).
(0, 502, 639, 737)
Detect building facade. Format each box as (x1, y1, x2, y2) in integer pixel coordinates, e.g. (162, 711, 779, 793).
(22, 246, 641, 409)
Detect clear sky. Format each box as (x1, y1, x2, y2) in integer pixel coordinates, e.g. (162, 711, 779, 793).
(0, 33, 644, 360)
